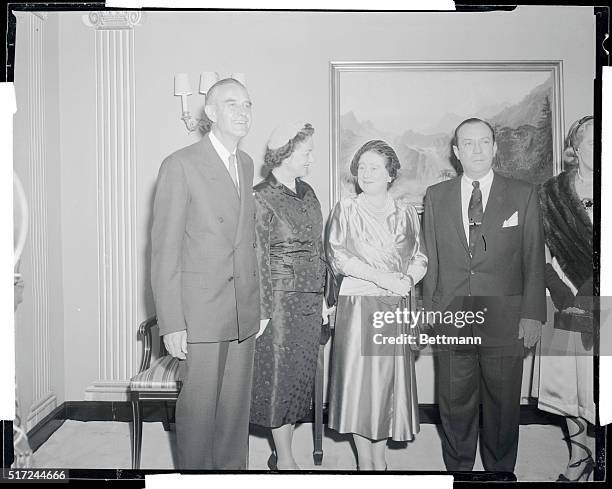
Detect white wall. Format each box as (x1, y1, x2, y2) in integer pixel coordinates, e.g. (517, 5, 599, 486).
(14, 7, 595, 402)
(57, 13, 99, 402)
(133, 7, 595, 404)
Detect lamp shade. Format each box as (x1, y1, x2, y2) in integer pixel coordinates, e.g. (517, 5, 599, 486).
(174, 73, 192, 96)
(230, 72, 246, 86)
(199, 72, 220, 94)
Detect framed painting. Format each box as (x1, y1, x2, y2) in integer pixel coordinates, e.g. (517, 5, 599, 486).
(330, 61, 564, 208)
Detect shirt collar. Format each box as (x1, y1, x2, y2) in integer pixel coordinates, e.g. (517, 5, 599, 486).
(462, 168, 494, 188)
(208, 130, 235, 163)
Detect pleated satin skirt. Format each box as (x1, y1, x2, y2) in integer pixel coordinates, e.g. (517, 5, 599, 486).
(328, 295, 420, 441)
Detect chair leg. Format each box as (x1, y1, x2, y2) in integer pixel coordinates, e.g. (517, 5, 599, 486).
(313, 345, 325, 466)
(162, 402, 172, 432)
(131, 399, 142, 469)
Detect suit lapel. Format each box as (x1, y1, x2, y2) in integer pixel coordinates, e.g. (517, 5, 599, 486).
(197, 137, 240, 243)
(468, 172, 509, 261)
(479, 172, 508, 237)
(233, 151, 250, 246)
(200, 136, 240, 212)
(445, 177, 469, 254)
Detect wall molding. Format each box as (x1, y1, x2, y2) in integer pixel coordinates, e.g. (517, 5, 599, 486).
(85, 11, 141, 389)
(23, 11, 55, 428)
(26, 393, 56, 433)
(83, 11, 143, 30)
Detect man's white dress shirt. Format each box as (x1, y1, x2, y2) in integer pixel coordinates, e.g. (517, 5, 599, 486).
(460, 169, 494, 242)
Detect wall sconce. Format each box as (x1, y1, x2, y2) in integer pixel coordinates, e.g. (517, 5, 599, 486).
(174, 72, 247, 133)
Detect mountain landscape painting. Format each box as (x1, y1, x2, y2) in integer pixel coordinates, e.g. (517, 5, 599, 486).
(332, 62, 563, 206)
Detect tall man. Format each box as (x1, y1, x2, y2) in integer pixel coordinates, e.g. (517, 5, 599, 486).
(423, 118, 546, 473)
(151, 78, 269, 469)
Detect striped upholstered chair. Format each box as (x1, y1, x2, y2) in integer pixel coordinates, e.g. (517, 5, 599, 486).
(129, 316, 181, 469)
(129, 316, 330, 469)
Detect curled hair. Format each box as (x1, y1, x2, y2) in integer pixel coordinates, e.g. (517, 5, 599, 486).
(264, 123, 315, 169)
(563, 115, 593, 166)
(349, 140, 401, 192)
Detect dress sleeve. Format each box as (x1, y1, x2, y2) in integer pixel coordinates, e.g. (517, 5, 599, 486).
(326, 200, 359, 276)
(404, 204, 428, 285)
(255, 194, 273, 319)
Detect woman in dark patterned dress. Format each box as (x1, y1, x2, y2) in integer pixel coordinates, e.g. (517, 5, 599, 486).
(250, 122, 329, 470)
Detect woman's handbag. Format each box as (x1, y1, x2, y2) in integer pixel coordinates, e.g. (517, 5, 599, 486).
(554, 310, 594, 351)
(553, 277, 595, 351)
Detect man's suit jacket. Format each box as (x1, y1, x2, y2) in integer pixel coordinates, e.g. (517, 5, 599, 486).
(151, 135, 260, 342)
(422, 172, 546, 344)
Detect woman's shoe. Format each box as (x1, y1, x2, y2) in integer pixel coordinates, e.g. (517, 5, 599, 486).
(267, 453, 278, 471)
(557, 456, 595, 481)
(557, 417, 594, 481)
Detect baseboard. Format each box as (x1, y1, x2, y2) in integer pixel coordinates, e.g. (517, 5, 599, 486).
(26, 393, 58, 432)
(64, 400, 172, 423)
(26, 403, 66, 453)
(27, 400, 564, 454)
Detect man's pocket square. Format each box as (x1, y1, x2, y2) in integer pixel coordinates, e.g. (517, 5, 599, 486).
(502, 211, 518, 228)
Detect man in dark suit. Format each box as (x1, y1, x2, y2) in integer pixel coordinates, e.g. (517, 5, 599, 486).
(423, 118, 546, 473)
(151, 78, 269, 469)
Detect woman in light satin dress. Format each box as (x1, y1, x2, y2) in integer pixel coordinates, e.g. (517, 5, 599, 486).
(326, 140, 428, 471)
(535, 116, 595, 481)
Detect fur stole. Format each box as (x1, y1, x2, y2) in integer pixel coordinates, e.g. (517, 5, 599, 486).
(538, 169, 592, 290)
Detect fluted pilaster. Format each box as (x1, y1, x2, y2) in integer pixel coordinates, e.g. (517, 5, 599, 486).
(23, 12, 56, 430)
(83, 12, 142, 396)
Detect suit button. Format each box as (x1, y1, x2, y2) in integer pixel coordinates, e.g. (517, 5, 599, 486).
(470, 270, 475, 275)
(218, 217, 224, 223)
(253, 242, 256, 248)
(228, 276, 234, 282)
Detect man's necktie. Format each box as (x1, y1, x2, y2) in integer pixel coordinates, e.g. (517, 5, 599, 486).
(468, 180, 483, 253)
(228, 154, 240, 197)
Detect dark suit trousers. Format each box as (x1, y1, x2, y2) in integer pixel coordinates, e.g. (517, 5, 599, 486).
(176, 335, 255, 470)
(436, 341, 523, 472)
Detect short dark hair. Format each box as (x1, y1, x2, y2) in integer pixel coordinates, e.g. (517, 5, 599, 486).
(349, 140, 401, 192)
(264, 123, 315, 169)
(453, 118, 496, 146)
